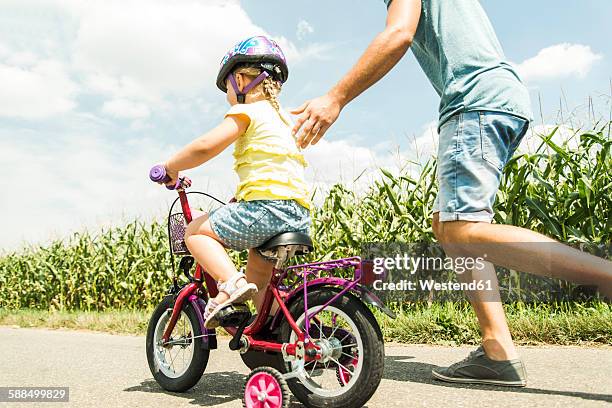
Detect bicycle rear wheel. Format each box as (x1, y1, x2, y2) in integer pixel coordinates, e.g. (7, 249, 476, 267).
(277, 288, 384, 408)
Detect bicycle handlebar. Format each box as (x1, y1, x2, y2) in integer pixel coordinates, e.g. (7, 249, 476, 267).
(149, 165, 191, 190)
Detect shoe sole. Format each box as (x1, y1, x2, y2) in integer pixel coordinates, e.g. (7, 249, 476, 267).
(204, 285, 258, 329)
(432, 370, 527, 387)
(229, 284, 258, 304)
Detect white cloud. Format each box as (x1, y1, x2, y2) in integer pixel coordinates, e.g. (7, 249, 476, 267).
(408, 120, 438, 161)
(0, 0, 332, 120)
(303, 136, 414, 201)
(0, 132, 237, 252)
(296, 19, 314, 40)
(272, 36, 334, 64)
(0, 0, 338, 248)
(5, 51, 39, 67)
(0, 59, 78, 119)
(66, 1, 332, 104)
(102, 98, 150, 119)
(0, 42, 9, 58)
(516, 43, 603, 82)
(304, 138, 380, 185)
(70, 0, 264, 103)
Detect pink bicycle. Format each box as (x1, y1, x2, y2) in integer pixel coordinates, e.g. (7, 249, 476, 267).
(146, 165, 394, 408)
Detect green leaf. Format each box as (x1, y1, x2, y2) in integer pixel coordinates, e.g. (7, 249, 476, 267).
(525, 197, 562, 237)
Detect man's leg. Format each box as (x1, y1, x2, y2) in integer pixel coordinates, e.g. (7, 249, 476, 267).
(433, 213, 518, 360)
(432, 213, 528, 385)
(470, 292, 519, 360)
(429, 110, 611, 386)
(426, 112, 527, 385)
(433, 213, 612, 360)
(436, 219, 612, 297)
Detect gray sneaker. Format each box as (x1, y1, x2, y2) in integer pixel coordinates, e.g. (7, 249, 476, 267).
(432, 347, 527, 387)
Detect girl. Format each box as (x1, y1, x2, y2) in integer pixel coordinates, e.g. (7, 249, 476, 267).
(160, 36, 311, 329)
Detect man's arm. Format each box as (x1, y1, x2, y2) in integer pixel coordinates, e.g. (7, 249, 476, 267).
(292, 0, 421, 148)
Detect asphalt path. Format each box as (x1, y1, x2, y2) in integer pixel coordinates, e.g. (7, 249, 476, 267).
(1, 327, 610, 407)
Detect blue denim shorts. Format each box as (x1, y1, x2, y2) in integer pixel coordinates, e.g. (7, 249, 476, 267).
(208, 199, 311, 251)
(434, 111, 529, 222)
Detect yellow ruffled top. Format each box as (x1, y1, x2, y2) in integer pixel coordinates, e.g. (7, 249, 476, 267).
(225, 100, 310, 209)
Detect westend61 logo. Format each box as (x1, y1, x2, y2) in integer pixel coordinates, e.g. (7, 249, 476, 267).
(370, 254, 493, 292)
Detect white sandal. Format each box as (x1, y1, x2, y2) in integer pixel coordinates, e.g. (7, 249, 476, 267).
(204, 272, 257, 329)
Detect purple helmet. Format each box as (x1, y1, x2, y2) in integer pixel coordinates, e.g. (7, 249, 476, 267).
(216, 35, 289, 94)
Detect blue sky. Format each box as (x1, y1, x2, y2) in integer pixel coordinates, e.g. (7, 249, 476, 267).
(0, 0, 610, 250)
(244, 0, 611, 140)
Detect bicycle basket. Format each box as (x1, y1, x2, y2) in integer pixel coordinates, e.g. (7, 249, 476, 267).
(168, 213, 190, 255)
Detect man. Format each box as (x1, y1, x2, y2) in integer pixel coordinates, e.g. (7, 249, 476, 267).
(291, 0, 612, 386)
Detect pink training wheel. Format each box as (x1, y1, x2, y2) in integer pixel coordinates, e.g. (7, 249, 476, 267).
(243, 367, 289, 408)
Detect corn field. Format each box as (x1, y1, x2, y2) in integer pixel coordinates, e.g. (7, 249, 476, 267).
(0, 124, 610, 310)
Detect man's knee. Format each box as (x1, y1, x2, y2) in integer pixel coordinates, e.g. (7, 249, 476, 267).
(433, 217, 477, 243)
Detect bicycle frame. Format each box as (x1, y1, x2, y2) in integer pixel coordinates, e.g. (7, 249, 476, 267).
(160, 185, 386, 362)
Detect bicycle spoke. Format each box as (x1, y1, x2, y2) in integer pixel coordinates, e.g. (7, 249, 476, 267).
(329, 357, 350, 372)
(329, 357, 352, 376)
(314, 319, 324, 341)
(162, 348, 170, 367)
(341, 351, 356, 359)
(309, 360, 318, 377)
(168, 348, 178, 372)
(329, 321, 340, 339)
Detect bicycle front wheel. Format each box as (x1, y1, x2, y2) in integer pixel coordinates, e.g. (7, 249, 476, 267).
(146, 295, 209, 392)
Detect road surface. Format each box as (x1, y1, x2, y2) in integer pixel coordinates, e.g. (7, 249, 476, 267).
(0, 327, 610, 407)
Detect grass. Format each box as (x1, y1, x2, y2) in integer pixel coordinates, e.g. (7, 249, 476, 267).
(375, 302, 612, 346)
(2, 302, 610, 346)
(0, 308, 150, 335)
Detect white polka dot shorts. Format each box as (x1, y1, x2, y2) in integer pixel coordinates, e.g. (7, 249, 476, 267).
(208, 199, 311, 251)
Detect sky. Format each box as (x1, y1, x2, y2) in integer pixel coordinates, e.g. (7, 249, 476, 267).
(0, 0, 610, 251)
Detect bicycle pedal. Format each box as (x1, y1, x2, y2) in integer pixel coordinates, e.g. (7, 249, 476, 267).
(217, 304, 252, 328)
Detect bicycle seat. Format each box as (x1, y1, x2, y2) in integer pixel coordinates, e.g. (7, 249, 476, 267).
(257, 231, 313, 255)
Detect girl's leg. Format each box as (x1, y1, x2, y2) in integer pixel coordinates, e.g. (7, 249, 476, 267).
(246, 248, 275, 313)
(184, 212, 247, 305)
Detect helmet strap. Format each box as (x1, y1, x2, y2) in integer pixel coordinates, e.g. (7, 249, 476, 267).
(228, 71, 270, 104)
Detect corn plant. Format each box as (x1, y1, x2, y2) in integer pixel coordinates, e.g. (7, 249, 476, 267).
(0, 123, 610, 310)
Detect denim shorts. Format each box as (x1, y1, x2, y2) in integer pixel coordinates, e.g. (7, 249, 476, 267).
(208, 199, 311, 251)
(433, 111, 529, 222)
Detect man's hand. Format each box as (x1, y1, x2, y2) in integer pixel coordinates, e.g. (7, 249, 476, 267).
(291, 93, 342, 148)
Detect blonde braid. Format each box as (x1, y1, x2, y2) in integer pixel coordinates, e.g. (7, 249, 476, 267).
(234, 66, 285, 121)
(262, 77, 282, 115)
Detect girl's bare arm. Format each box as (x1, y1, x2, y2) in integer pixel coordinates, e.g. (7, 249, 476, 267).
(164, 114, 249, 177)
